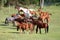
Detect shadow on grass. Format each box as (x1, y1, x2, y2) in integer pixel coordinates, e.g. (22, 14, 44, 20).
(0, 21, 16, 28)
(8, 32, 20, 34)
(9, 27, 16, 29)
(2, 32, 20, 34)
(0, 21, 8, 26)
(0, 23, 8, 26)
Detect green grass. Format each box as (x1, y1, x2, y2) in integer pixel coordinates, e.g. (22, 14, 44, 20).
(0, 6, 60, 40)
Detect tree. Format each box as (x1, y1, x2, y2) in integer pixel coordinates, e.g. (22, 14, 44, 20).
(40, 0, 44, 9)
(25, 0, 30, 5)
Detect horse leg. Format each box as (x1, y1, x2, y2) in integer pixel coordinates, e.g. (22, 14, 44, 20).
(21, 23, 26, 34)
(36, 25, 38, 34)
(25, 23, 29, 31)
(19, 25, 22, 33)
(22, 28, 25, 34)
(47, 25, 49, 33)
(12, 21, 15, 26)
(29, 24, 34, 34)
(45, 24, 49, 33)
(45, 23, 48, 33)
(45, 28, 47, 33)
(39, 28, 41, 34)
(29, 29, 33, 34)
(17, 26, 19, 31)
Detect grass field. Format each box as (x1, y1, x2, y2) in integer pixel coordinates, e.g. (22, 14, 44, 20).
(0, 5, 60, 40)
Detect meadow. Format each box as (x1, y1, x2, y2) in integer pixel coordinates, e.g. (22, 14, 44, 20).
(0, 5, 60, 40)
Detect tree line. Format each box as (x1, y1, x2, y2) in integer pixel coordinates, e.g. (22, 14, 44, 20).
(0, 0, 60, 7)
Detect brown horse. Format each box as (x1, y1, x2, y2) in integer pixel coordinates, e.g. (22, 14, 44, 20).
(38, 8, 52, 23)
(14, 17, 34, 33)
(36, 17, 49, 34)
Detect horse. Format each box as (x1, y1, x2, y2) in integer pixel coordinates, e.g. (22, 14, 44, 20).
(15, 6, 37, 19)
(14, 17, 34, 33)
(34, 8, 52, 34)
(36, 17, 49, 34)
(38, 8, 52, 23)
(5, 13, 24, 26)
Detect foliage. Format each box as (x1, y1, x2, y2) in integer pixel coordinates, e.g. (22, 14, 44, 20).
(0, 0, 60, 7)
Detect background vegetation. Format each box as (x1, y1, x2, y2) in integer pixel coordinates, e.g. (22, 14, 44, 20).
(0, 0, 60, 40)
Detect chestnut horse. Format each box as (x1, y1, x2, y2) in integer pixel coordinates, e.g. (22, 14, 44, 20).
(14, 17, 34, 33)
(38, 8, 52, 24)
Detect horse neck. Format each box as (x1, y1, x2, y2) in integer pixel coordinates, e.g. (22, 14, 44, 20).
(38, 17, 43, 22)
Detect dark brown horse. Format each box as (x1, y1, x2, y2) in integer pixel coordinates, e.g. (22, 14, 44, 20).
(36, 17, 49, 34)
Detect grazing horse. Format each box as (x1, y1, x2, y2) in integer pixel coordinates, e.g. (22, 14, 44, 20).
(36, 17, 49, 34)
(14, 17, 34, 33)
(5, 14, 24, 26)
